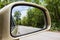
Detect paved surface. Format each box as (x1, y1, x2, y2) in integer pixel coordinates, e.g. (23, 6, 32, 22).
(16, 25, 60, 40)
(20, 31, 60, 40)
(17, 25, 40, 35)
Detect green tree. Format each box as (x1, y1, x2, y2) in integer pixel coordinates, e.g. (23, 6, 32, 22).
(0, 0, 11, 9)
(21, 17, 28, 25)
(45, 0, 60, 31)
(0, 0, 20, 9)
(27, 8, 44, 28)
(21, 7, 44, 28)
(14, 11, 21, 25)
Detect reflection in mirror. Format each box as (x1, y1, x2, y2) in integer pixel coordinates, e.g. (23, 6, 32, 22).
(11, 6, 45, 36)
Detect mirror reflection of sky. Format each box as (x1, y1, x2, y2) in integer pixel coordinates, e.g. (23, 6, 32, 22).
(12, 6, 33, 19)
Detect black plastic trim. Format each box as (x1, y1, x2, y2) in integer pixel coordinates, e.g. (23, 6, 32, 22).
(10, 3, 48, 38)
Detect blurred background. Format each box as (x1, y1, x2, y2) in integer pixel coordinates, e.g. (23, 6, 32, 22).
(0, 0, 60, 32)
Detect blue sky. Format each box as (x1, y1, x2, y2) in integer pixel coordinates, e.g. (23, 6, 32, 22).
(12, 6, 30, 19)
(12, 6, 33, 19)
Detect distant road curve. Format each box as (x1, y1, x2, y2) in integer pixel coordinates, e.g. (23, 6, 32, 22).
(12, 25, 60, 40)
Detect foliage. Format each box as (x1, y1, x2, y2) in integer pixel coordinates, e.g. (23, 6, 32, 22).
(45, 0, 60, 31)
(0, 0, 60, 31)
(14, 11, 21, 25)
(25, 0, 60, 31)
(21, 8, 44, 28)
(0, 0, 11, 9)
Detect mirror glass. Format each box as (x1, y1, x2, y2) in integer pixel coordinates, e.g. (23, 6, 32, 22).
(11, 5, 45, 36)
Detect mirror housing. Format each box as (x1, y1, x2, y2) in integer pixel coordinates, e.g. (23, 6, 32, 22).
(0, 2, 51, 40)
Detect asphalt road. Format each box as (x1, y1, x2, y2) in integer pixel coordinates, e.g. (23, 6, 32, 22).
(20, 31, 60, 40)
(16, 25, 60, 40)
(17, 25, 40, 35)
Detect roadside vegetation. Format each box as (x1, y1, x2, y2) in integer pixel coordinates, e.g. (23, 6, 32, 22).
(14, 8, 44, 28)
(0, 0, 60, 32)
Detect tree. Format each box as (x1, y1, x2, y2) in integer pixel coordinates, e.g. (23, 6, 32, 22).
(21, 7, 44, 28)
(0, 0, 11, 9)
(45, 0, 60, 31)
(0, 0, 19, 9)
(14, 11, 21, 25)
(27, 8, 44, 28)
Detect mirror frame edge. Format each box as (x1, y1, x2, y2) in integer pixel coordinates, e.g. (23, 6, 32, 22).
(10, 2, 51, 38)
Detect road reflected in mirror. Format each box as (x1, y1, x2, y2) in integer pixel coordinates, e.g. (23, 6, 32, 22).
(11, 6, 45, 36)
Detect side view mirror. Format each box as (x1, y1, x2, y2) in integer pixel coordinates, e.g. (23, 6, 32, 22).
(0, 2, 51, 40)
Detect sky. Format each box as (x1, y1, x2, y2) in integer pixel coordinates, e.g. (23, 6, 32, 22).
(12, 6, 33, 19)
(12, 6, 29, 19)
